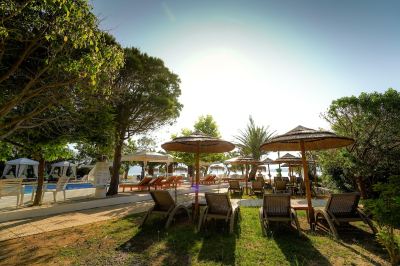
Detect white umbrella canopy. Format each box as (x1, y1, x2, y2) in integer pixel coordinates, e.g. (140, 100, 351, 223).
(3, 158, 39, 178)
(121, 151, 174, 177)
(121, 151, 174, 163)
(50, 161, 77, 178)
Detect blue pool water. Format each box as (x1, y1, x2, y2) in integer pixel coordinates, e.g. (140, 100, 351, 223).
(23, 183, 94, 194)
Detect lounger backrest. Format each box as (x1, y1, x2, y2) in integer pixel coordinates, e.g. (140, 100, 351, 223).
(56, 176, 70, 191)
(326, 192, 360, 217)
(148, 177, 161, 185)
(139, 177, 152, 186)
(263, 194, 291, 217)
(165, 176, 175, 183)
(205, 193, 232, 215)
(289, 176, 296, 184)
(228, 180, 240, 189)
(0, 178, 23, 196)
(252, 181, 263, 189)
(275, 180, 287, 190)
(150, 190, 175, 211)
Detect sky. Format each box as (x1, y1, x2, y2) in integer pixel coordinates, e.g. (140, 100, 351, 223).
(91, 0, 400, 149)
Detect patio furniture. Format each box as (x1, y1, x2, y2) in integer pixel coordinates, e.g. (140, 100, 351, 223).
(315, 192, 377, 239)
(251, 181, 264, 195)
(160, 176, 176, 189)
(197, 192, 240, 234)
(259, 194, 300, 236)
(148, 176, 165, 190)
(273, 180, 287, 193)
(42, 176, 70, 203)
(0, 178, 24, 207)
(140, 190, 190, 229)
(228, 180, 243, 195)
(120, 177, 152, 192)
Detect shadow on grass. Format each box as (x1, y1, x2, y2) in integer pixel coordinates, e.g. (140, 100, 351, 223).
(118, 211, 198, 265)
(272, 225, 331, 266)
(337, 223, 388, 264)
(314, 220, 388, 265)
(197, 212, 240, 265)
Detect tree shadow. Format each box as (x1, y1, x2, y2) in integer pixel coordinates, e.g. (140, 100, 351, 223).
(272, 225, 331, 266)
(197, 213, 240, 265)
(118, 211, 196, 265)
(337, 223, 388, 263)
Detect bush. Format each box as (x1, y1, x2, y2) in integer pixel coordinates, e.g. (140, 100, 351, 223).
(366, 175, 400, 265)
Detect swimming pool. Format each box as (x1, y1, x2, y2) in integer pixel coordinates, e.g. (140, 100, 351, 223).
(23, 183, 94, 194)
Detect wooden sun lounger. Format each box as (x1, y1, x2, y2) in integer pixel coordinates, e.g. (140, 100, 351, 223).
(197, 192, 240, 234)
(148, 176, 165, 190)
(140, 190, 190, 229)
(259, 194, 300, 236)
(228, 180, 243, 195)
(119, 177, 152, 192)
(314, 192, 377, 239)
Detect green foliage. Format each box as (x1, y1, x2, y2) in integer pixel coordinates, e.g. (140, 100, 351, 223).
(234, 116, 274, 160)
(0, 0, 123, 138)
(170, 115, 226, 169)
(0, 141, 13, 161)
(366, 176, 400, 265)
(108, 47, 182, 195)
(322, 89, 400, 196)
(194, 115, 221, 138)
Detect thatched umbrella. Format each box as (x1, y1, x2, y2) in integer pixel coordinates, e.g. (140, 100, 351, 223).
(224, 157, 261, 194)
(260, 125, 354, 227)
(162, 133, 235, 214)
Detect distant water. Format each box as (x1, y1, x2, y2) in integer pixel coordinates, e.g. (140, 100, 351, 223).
(128, 165, 320, 177)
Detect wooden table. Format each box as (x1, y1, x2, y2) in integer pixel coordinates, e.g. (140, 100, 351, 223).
(291, 198, 327, 229)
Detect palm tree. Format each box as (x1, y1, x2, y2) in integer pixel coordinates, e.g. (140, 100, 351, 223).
(234, 116, 275, 179)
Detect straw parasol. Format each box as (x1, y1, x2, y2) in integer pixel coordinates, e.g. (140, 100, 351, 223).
(224, 157, 261, 194)
(260, 125, 354, 228)
(162, 133, 235, 214)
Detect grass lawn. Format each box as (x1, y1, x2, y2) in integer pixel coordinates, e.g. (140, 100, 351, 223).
(0, 208, 390, 266)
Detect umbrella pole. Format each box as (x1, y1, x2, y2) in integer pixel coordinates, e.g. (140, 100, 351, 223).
(245, 164, 249, 195)
(268, 164, 271, 184)
(195, 144, 200, 219)
(300, 140, 315, 229)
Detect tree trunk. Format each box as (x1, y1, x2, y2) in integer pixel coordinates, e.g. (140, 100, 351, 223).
(248, 165, 257, 180)
(148, 164, 154, 175)
(167, 164, 173, 174)
(356, 175, 368, 199)
(124, 164, 129, 180)
(33, 155, 45, 206)
(188, 165, 194, 185)
(107, 138, 123, 196)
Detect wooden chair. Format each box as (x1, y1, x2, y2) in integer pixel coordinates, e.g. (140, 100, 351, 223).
(174, 176, 183, 186)
(148, 176, 165, 190)
(228, 180, 243, 195)
(315, 192, 377, 239)
(140, 190, 190, 229)
(119, 177, 152, 192)
(259, 194, 300, 236)
(160, 176, 176, 189)
(251, 181, 264, 195)
(199, 175, 212, 184)
(0, 178, 24, 207)
(273, 180, 288, 193)
(197, 192, 240, 234)
(42, 176, 70, 203)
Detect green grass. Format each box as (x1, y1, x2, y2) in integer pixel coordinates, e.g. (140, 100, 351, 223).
(0, 208, 391, 266)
